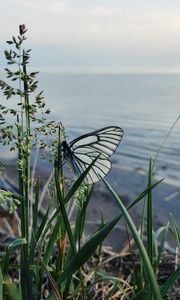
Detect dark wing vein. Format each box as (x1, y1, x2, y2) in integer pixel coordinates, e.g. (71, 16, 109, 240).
(71, 152, 111, 184)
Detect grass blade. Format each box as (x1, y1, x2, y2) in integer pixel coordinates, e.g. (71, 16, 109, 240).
(57, 214, 121, 285)
(4, 276, 21, 300)
(170, 213, 180, 247)
(128, 178, 163, 211)
(41, 260, 62, 300)
(102, 178, 162, 300)
(64, 158, 98, 204)
(0, 267, 3, 300)
(2, 238, 27, 274)
(147, 158, 153, 266)
(32, 178, 40, 235)
(55, 166, 77, 256)
(44, 218, 61, 265)
(29, 206, 50, 261)
(160, 266, 180, 297)
(153, 223, 169, 273)
(73, 185, 94, 245)
(152, 115, 180, 170)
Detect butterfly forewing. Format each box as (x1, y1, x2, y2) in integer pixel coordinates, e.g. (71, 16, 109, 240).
(71, 135, 99, 148)
(65, 126, 124, 184)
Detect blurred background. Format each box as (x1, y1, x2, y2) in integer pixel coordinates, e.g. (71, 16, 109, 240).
(1, 0, 180, 185)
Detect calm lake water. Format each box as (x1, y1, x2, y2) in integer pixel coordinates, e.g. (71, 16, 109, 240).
(38, 73, 180, 185)
(1, 73, 180, 185)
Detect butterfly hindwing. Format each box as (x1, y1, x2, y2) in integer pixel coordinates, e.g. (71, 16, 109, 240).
(64, 126, 124, 184)
(70, 150, 111, 184)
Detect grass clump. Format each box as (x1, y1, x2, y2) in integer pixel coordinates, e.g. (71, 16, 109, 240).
(0, 25, 179, 300)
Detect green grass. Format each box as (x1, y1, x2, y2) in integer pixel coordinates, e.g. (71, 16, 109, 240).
(0, 25, 179, 299)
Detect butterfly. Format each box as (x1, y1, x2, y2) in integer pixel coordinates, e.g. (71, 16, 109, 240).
(62, 126, 124, 184)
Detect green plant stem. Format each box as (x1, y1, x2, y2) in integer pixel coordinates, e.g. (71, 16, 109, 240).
(147, 159, 153, 263)
(54, 167, 77, 256)
(17, 118, 25, 233)
(56, 127, 67, 272)
(147, 159, 153, 300)
(23, 51, 31, 244)
(19, 49, 31, 299)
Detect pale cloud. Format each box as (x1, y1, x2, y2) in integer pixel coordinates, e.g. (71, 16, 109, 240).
(171, 15, 180, 27)
(1, 0, 180, 72)
(88, 6, 120, 17)
(1, 0, 72, 14)
(2, 0, 44, 11)
(47, 1, 73, 14)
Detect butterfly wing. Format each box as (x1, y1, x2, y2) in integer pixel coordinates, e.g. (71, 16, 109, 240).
(67, 126, 124, 184)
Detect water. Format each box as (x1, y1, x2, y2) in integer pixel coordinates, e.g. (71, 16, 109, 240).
(1, 73, 180, 184)
(37, 73, 180, 184)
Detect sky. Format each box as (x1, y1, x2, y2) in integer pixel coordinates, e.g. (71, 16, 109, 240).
(1, 0, 180, 73)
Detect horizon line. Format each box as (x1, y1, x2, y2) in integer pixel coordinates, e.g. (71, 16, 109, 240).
(29, 66, 180, 75)
(1, 66, 180, 75)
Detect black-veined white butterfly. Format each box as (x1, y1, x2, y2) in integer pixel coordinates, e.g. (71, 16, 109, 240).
(62, 126, 124, 184)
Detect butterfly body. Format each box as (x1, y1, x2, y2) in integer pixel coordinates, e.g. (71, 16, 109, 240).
(62, 126, 124, 184)
(61, 140, 72, 158)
